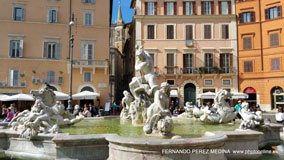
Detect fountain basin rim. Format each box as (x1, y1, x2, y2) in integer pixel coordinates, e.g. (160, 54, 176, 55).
(106, 133, 227, 146)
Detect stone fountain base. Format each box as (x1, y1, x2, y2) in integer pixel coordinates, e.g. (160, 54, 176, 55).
(0, 123, 282, 160)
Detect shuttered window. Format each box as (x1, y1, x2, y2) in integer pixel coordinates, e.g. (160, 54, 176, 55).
(221, 24, 229, 39)
(147, 25, 155, 39)
(166, 25, 174, 39)
(204, 25, 212, 39)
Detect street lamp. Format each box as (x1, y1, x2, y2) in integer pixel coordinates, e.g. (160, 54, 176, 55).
(67, 13, 75, 113)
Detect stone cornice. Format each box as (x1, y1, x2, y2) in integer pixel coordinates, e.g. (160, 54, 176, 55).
(134, 15, 236, 20)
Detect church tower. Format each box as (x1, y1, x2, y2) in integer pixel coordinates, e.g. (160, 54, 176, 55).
(114, 1, 124, 53)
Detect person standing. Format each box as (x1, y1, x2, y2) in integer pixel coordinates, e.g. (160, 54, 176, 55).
(275, 106, 284, 124)
(235, 100, 242, 119)
(3, 107, 14, 122)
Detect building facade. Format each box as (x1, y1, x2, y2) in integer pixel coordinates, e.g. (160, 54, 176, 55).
(236, 0, 284, 111)
(0, 0, 110, 106)
(132, 0, 238, 106)
(110, 4, 135, 104)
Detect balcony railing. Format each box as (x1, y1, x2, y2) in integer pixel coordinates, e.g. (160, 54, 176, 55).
(164, 66, 179, 74)
(197, 66, 236, 74)
(32, 76, 63, 85)
(72, 59, 108, 68)
(0, 81, 27, 88)
(180, 67, 198, 74)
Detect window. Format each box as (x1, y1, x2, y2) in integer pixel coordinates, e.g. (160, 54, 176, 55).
(270, 33, 279, 47)
(167, 80, 175, 85)
(9, 70, 19, 87)
(84, 11, 93, 26)
(9, 40, 23, 58)
(185, 25, 193, 40)
(183, 53, 193, 73)
(239, 12, 255, 23)
(204, 25, 212, 39)
(183, 1, 196, 15)
(265, 6, 282, 20)
(47, 71, 55, 84)
(166, 25, 174, 39)
(145, 2, 157, 15)
(48, 8, 57, 23)
(244, 61, 253, 72)
(165, 2, 176, 15)
(204, 80, 213, 86)
(82, 42, 94, 65)
(202, 1, 214, 15)
(220, 53, 232, 73)
(43, 42, 60, 59)
(84, 72, 92, 82)
(219, 1, 231, 15)
(243, 37, 252, 50)
(13, 6, 24, 21)
(271, 58, 280, 71)
(82, 0, 95, 4)
(222, 79, 231, 86)
(221, 24, 229, 39)
(147, 25, 155, 39)
(149, 53, 155, 66)
(204, 53, 213, 72)
(166, 53, 175, 74)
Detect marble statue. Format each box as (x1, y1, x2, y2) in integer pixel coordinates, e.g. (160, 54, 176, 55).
(119, 45, 174, 136)
(9, 84, 84, 139)
(239, 102, 263, 129)
(129, 45, 158, 98)
(193, 106, 205, 118)
(143, 82, 173, 136)
(200, 90, 236, 123)
(120, 90, 134, 120)
(178, 102, 194, 118)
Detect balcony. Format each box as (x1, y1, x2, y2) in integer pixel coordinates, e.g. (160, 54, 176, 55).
(0, 81, 27, 88)
(197, 66, 237, 75)
(180, 67, 198, 74)
(163, 66, 179, 78)
(70, 59, 109, 74)
(32, 76, 63, 85)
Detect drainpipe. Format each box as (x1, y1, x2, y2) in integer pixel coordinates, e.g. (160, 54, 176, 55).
(234, 0, 240, 92)
(259, 0, 264, 71)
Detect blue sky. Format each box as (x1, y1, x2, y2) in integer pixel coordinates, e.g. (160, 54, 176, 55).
(112, 0, 134, 24)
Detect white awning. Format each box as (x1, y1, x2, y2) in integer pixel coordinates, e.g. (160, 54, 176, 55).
(0, 94, 10, 101)
(231, 92, 248, 99)
(197, 92, 216, 99)
(54, 91, 69, 100)
(170, 90, 178, 97)
(72, 91, 100, 100)
(1, 93, 34, 101)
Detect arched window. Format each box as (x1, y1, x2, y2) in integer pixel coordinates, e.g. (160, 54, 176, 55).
(81, 86, 94, 92)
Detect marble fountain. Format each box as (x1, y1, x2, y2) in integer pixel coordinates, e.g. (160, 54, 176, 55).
(0, 46, 282, 160)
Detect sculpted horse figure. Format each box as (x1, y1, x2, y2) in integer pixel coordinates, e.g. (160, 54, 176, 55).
(200, 90, 236, 123)
(9, 84, 84, 139)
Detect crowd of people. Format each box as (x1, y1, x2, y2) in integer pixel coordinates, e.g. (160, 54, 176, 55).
(1, 103, 18, 122)
(2, 98, 284, 126)
(73, 103, 104, 117)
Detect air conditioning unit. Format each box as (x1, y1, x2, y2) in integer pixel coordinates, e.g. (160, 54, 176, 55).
(20, 82, 26, 87)
(0, 82, 8, 87)
(58, 77, 63, 84)
(32, 77, 37, 84)
(186, 40, 193, 47)
(37, 79, 42, 84)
